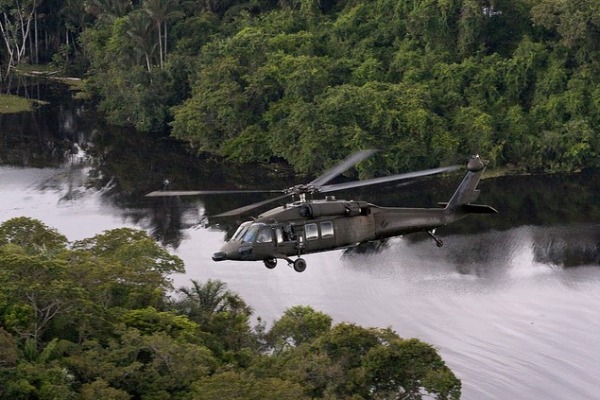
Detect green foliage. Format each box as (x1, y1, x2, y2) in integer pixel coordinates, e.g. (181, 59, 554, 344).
(68, 228, 184, 310)
(192, 371, 309, 400)
(72, 227, 184, 275)
(4, 0, 600, 173)
(0, 218, 460, 400)
(0, 95, 34, 114)
(65, 0, 600, 173)
(0, 217, 67, 254)
(362, 337, 461, 399)
(0, 245, 83, 344)
(64, 329, 217, 399)
(119, 307, 200, 338)
(79, 379, 130, 400)
(267, 305, 332, 352)
(0, 328, 18, 368)
(173, 279, 256, 361)
(259, 323, 461, 399)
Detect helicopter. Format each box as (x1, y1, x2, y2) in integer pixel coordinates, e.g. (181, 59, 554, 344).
(146, 151, 497, 272)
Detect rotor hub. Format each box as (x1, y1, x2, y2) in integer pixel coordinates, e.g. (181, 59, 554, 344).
(467, 155, 486, 172)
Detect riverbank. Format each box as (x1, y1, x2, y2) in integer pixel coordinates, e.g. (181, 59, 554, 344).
(0, 64, 88, 114)
(0, 69, 591, 177)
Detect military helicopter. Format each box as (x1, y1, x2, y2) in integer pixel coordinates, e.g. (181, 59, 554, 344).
(147, 151, 497, 272)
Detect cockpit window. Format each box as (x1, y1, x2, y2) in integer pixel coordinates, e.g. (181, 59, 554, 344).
(232, 222, 252, 241)
(242, 226, 258, 243)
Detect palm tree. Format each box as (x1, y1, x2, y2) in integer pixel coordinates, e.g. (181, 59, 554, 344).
(175, 279, 252, 326)
(125, 10, 154, 72)
(143, 0, 182, 69)
(85, 0, 133, 24)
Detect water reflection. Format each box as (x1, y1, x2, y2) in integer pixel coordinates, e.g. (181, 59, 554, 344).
(532, 225, 600, 267)
(345, 226, 599, 275)
(1, 78, 94, 167)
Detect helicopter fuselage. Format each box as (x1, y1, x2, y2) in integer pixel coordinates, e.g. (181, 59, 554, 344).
(211, 156, 497, 272)
(212, 198, 470, 265)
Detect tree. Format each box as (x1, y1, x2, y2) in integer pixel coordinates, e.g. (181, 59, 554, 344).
(267, 323, 461, 399)
(0, 0, 38, 70)
(0, 244, 84, 346)
(85, 0, 132, 24)
(143, 0, 182, 69)
(363, 337, 461, 399)
(0, 217, 67, 254)
(174, 279, 255, 360)
(64, 329, 217, 399)
(119, 306, 200, 338)
(531, 0, 600, 60)
(125, 10, 154, 72)
(175, 279, 251, 326)
(0, 219, 461, 400)
(267, 305, 332, 353)
(71, 228, 185, 309)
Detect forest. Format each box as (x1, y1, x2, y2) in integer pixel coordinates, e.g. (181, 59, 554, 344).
(0, 0, 599, 175)
(1, 2, 597, 398)
(0, 217, 461, 399)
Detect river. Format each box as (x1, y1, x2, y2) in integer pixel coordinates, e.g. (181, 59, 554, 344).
(1, 80, 599, 399)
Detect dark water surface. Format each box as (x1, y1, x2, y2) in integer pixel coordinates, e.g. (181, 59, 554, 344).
(1, 81, 599, 399)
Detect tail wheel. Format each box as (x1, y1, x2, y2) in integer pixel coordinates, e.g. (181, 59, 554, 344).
(293, 258, 307, 273)
(264, 258, 277, 269)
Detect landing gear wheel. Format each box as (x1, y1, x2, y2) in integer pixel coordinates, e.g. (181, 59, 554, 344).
(264, 258, 277, 269)
(436, 239, 444, 248)
(293, 258, 307, 273)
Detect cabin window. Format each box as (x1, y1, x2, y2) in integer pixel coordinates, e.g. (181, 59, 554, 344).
(275, 226, 295, 242)
(256, 228, 273, 243)
(320, 221, 334, 238)
(305, 223, 319, 240)
(275, 227, 284, 243)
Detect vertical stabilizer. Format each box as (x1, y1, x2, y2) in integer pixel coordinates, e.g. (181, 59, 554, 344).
(445, 155, 488, 211)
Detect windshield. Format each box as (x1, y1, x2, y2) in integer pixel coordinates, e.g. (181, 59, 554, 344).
(231, 222, 252, 241)
(242, 227, 258, 243)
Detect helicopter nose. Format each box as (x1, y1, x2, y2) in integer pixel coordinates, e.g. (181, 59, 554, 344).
(212, 251, 227, 262)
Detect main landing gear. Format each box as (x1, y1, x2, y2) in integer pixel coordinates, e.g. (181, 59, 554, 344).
(292, 258, 306, 273)
(263, 257, 307, 272)
(427, 230, 444, 248)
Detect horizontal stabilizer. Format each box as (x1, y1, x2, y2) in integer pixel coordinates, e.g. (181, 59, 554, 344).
(438, 202, 497, 214)
(461, 204, 498, 214)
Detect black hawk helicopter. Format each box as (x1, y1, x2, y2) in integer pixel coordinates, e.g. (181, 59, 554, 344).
(147, 151, 497, 272)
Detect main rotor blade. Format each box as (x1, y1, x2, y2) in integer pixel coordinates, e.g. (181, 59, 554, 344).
(319, 165, 461, 193)
(213, 193, 291, 218)
(309, 149, 377, 188)
(146, 189, 284, 197)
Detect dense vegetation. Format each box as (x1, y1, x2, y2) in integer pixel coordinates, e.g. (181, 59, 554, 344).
(1, 0, 599, 174)
(0, 217, 460, 399)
